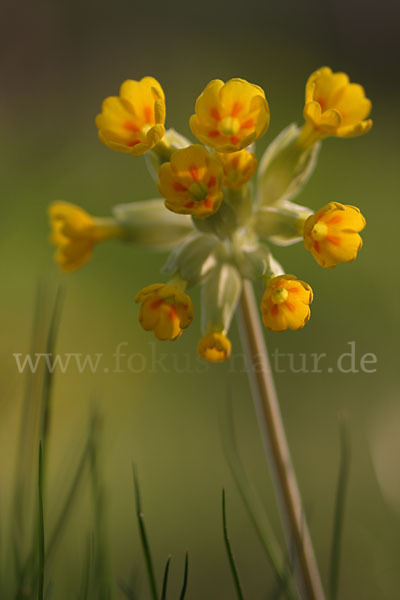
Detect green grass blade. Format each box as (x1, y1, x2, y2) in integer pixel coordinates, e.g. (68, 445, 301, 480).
(38, 442, 45, 600)
(89, 410, 111, 600)
(117, 567, 141, 600)
(12, 282, 47, 584)
(222, 489, 245, 600)
(47, 437, 91, 558)
(132, 463, 158, 600)
(160, 555, 171, 600)
(118, 579, 139, 600)
(179, 552, 189, 600)
(40, 286, 65, 456)
(220, 392, 295, 597)
(329, 417, 351, 600)
(77, 534, 93, 600)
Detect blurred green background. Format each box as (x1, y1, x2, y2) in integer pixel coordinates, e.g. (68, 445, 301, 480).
(1, 0, 399, 598)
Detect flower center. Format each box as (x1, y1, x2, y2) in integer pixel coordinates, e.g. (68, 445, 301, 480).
(188, 181, 209, 202)
(311, 221, 328, 241)
(271, 287, 289, 304)
(220, 116, 241, 136)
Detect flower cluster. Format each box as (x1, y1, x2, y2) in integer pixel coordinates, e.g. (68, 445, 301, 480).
(48, 68, 372, 361)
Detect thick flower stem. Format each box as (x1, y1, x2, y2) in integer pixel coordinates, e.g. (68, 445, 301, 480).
(237, 279, 325, 600)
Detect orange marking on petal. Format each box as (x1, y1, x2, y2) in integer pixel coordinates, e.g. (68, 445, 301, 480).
(127, 140, 141, 147)
(286, 301, 296, 313)
(231, 102, 242, 117)
(271, 304, 279, 315)
(208, 175, 216, 188)
(326, 215, 342, 225)
(230, 136, 240, 145)
(231, 157, 239, 169)
(169, 306, 178, 322)
(189, 165, 199, 181)
(124, 121, 140, 132)
(210, 107, 221, 121)
(151, 299, 163, 310)
(326, 235, 341, 246)
(185, 201, 195, 209)
(240, 119, 254, 129)
(208, 130, 220, 138)
(288, 287, 299, 293)
(313, 241, 320, 253)
(173, 182, 187, 192)
(316, 97, 326, 112)
(204, 198, 212, 208)
(144, 105, 153, 123)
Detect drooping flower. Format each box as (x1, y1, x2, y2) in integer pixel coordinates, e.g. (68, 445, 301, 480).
(135, 283, 194, 341)
(299, 67, 372, 146)
(197, 331, 231, 362)
(215, 149, 258, 188)
(49, 202, 122, 272)
(260, 275, 313, 332)
(158, 145, 223, 218)
(303, 202, 366, 268)
(95, 77, 166, 156)
(189, 78, 270, 152)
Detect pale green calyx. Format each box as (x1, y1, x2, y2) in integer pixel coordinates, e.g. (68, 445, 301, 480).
(201, 263, 242, 335)
(253, 200, 313, 246)
(113, 198, 194, 251)
(257, 123, 320, 206)
(161, 234, 220, 287)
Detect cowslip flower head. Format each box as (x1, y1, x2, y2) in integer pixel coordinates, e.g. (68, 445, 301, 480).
(300, 67, 372, 146)
(189, 78, 270, 152)
(135, 283, 194, 341)
(303, 202, 366, 268)
(95, 77, 166, 156)
(215, 150, 258, 189)
(197, 331, 231, 363)
(261, 275, 313, 332)
(158, 145, 223, 218)
(49, 201, 121, 273)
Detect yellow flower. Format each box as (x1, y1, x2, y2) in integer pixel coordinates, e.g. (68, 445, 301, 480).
(215, 150, 258, 188)
(300, 67, 372, 146)
(49, 202, 121, 272)
(135, 283, 194, 341)
(303, 202, 366, 268)
(260, 275, 313, 332)
(158, 145, 223, 218)
(189, 78, 270, 152)
(95, 77, 166, 156)
(197, 331, 231, 362)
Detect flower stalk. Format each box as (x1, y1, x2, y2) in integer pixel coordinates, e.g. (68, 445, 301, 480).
(237, 279, 326, 600)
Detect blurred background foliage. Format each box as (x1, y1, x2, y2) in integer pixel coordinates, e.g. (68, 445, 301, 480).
(1, 0, 399, 597)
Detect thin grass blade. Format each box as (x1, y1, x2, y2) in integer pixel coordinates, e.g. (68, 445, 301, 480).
(179, 552, 189, 600)
(329, 417, 351, 600)
(222, 489, 245, 600)
(132, 463, 158, 600)
(160, 555, 171, 600)
(38, 442, 45, 600)
(89, 409, 111, 600)
(220, 392, 294, 597)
